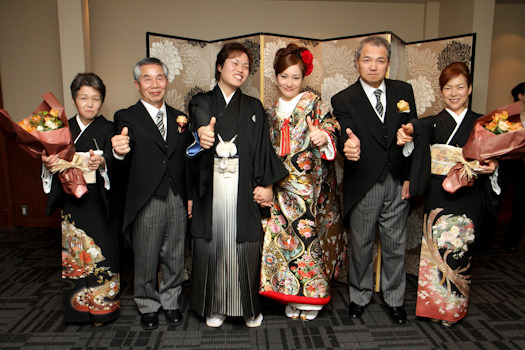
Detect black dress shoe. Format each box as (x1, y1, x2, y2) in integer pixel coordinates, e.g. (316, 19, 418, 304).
(140, 312, 159, 330)
(388, 306, 406, 325)
(165, 309, 183, 326)
(348, 302, 365, 319)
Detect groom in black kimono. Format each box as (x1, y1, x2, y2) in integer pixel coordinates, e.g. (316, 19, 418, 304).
(186, 43, 287, 328)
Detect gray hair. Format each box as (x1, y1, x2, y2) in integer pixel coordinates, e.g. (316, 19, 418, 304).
(356, 36, 391, 62)
(132, 57, 169, 81)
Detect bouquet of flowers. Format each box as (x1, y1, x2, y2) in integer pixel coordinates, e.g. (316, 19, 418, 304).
(463, 102, 525, 161)
(443, 102, 525, 193)
(484, 110, 523, 134)
(0, 92, 87, 198)
(18, 109, 63, 132)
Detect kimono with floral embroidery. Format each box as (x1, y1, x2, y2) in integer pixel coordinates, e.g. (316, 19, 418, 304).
(409, 109, 497, 323)
(260, 92, 346, 305)
(46, 116, 121, 323)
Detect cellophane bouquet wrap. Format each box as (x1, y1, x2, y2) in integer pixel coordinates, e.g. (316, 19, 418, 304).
(0, 92, 87, 198)
(443, 102, 525, 193)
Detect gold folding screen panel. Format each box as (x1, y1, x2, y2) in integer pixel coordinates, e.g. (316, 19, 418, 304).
(147, 32, 474, 118)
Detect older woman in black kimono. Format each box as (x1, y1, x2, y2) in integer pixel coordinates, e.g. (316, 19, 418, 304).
(397, 62, 498, 326)
(187, 42, 287, 328)
(42, 73, 120, 325)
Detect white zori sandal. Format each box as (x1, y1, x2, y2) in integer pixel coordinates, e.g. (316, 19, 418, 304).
(245, 313, 263, 328)
(285, 305, 300, 319)
(286, 303, 322, 321)
(300, 310, 319, 321)
(206, 314, 226, 327)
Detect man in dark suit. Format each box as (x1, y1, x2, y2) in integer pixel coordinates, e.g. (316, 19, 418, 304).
(331, 36, 416, 325)
(111, 57, 191, 330)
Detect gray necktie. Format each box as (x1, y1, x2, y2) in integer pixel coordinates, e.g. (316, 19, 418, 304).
(374, 89, 383, 118)
(156, 110, 165, 138)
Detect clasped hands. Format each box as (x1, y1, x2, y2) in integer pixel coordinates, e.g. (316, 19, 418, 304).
(396, 122, 498, 174)
(396, 123, 414, 146)
(253, 185, 273, 208)
(41, 149, 105, 171)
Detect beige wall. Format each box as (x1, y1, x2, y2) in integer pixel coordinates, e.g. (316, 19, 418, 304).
(438, 0, 474, 38)
(88, 0, 426, 117)
(487, 3, 525, 112)
(0, 0, 427, 120)
(438, 0, 496, 114)
(0, 0, 63, 120)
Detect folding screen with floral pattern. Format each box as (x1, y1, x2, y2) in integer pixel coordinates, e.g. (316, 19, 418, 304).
(148, 32, 475, 278)
(147, 32, 474, 120)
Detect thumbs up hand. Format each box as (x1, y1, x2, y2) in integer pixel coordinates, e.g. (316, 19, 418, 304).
(197, 117, 216, 149)
(343, 128, 361, 161)
(307, 116, 327, 148)
(88, 149, 105, 170)
(396, 123, 414, 146)
(112, 127, 131, 156)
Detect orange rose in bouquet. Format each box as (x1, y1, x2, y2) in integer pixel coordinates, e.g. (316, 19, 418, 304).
(484, 110, 523, 134)
(0, 92, 87, 198)
(18, 109, 63, 132)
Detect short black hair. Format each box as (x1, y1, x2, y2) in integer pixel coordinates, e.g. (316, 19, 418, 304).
(70, 72, 106, 102)
(215, 42, 253, 81)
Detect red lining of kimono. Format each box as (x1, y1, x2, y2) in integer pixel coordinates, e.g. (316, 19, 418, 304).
(320, 130, 336, 161)
(260, 291, 330, 305)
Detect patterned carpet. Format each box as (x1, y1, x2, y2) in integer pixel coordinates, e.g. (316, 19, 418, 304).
(0, 226, 524, 350)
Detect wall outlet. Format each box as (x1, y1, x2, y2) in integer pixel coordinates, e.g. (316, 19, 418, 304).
(21, 205, 28, 216)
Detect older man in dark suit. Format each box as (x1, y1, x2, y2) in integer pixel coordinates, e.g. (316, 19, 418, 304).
(331, 36, 417, 325)
(111, 57, 191, 330)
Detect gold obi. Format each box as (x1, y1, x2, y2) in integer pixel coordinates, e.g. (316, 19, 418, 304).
(278, 172, 314, 197)
(430, 144, 480, 176)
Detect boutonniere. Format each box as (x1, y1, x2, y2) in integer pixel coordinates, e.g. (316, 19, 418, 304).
(397, 100, 410, 113)
(176, 115, 188, 132)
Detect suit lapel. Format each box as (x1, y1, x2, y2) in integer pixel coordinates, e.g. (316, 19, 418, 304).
(166, 106, 181, 157)
(385, 80, 399, 148)
(351, 83, 386, 148)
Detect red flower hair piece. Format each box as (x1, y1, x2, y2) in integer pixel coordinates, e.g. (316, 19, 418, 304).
(301, 49, 314, 76)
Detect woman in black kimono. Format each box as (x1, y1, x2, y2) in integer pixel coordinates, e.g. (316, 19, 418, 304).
(42, 73, 120, 325)
(397, 62, 498, 326)
(187, 43, 288, 328)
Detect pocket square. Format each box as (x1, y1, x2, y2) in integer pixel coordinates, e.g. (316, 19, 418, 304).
(252, 114, 256, 123)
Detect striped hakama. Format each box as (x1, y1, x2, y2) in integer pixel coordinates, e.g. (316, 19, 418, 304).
(191, 158, 262, 319)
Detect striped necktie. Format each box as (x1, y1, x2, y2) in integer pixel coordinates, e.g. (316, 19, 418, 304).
(156, 110, 165, 138)
(374, 89, 383, 118)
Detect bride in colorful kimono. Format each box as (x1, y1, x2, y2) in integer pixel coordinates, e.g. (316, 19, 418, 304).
(259, 43, 346, 321)
(186, 42, 287, 328)
(41, 72, 120, 325)
(396, 62, 499, 326)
